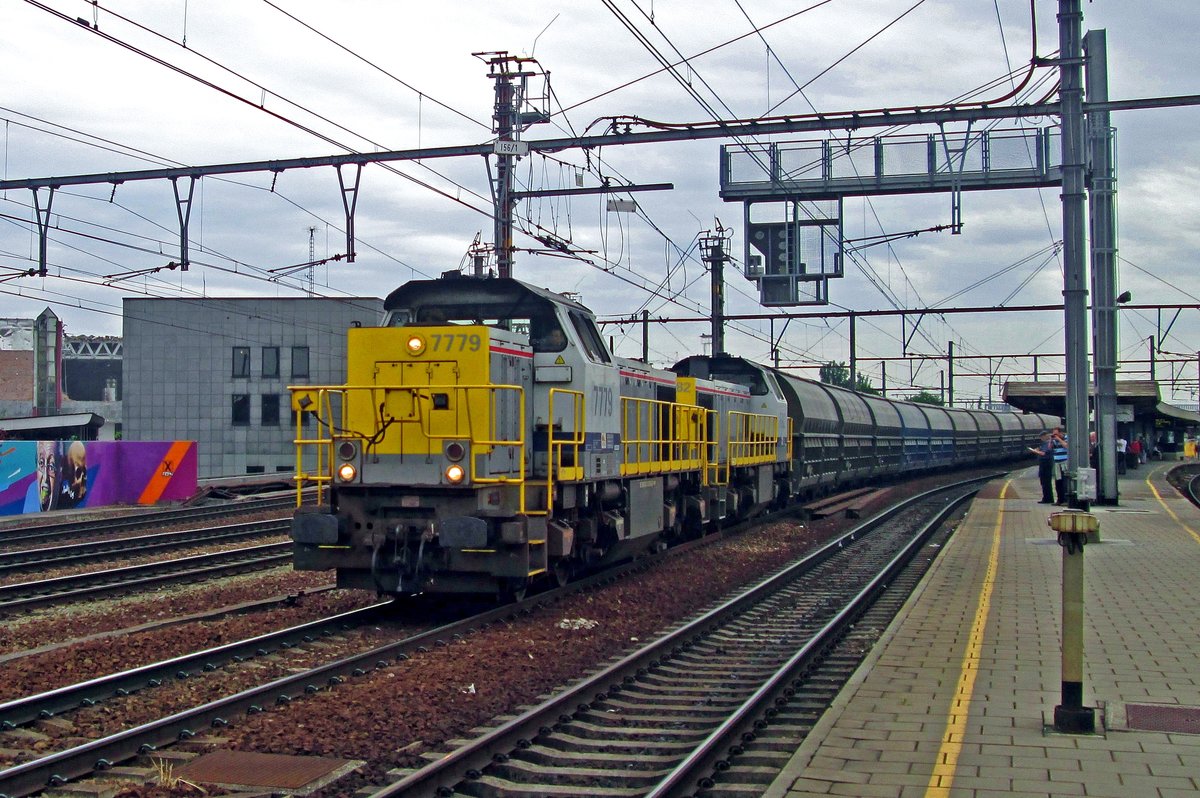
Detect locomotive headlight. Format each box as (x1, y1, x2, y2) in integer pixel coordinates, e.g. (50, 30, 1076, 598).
(444, 441, 466, 461)
(337, 463, 358, 482)
(337, 441, 357, 461)
(444, 463, 466, 484)
(405, 334, 426, 356)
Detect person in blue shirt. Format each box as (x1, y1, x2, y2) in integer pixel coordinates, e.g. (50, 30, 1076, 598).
(1050, 428, 1069, 505)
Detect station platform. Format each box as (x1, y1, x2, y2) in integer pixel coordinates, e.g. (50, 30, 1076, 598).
(765, 462, 1200, 798)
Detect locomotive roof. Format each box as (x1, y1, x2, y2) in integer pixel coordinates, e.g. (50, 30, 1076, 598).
(383, 275, 591, 315)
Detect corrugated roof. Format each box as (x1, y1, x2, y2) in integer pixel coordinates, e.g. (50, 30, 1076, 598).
(1002, 380, 1160, 400)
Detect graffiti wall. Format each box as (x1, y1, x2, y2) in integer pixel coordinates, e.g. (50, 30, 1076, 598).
(0, 440, 197, 516)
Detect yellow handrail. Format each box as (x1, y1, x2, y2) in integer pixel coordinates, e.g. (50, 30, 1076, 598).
(536, 388, 586, 516)
(728, 410, 781, 466)
(620, 396, 708, 476)
(290, 383, 526, 508)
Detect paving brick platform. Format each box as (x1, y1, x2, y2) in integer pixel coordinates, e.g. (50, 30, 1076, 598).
(765, 462, 1200, 798)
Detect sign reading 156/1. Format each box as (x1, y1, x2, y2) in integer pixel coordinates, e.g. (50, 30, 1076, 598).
(493, 140, 530, 157)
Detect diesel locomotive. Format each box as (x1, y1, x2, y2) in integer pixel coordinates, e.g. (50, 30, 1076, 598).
(288, 273, 1056, 598)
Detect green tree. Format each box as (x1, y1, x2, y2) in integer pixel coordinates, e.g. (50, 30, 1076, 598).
(907, 390, 944, 406)
(819, 361, 849, 387)
(819, 361, 879, 395)
(855, 374, 880, 396)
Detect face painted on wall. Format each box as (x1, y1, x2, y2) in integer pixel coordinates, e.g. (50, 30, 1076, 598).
(61, 441, 87, 508)
(36, 441, 59, 511)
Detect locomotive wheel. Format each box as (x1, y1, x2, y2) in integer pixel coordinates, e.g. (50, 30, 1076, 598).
(552, 560, 572, 588)
(498, 577, 528, 603)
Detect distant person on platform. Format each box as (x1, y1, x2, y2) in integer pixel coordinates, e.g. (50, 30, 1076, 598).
(1030, 431, 1055, 504)
(1115, 435, 1127, 475)
(1138, 434, 1149, 464)
(1128, 436, 1142, 470)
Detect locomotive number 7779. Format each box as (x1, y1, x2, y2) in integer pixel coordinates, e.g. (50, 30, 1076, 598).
(591, 385, 614, 416)
(428, 333, 482, 352)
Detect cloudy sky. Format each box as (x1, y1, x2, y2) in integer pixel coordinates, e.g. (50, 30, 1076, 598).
(1, 0, 1197, 405)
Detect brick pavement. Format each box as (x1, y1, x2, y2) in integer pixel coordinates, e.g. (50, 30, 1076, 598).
(764, 462, 1200, 798)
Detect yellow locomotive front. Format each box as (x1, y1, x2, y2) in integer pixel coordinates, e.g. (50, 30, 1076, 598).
(290, 275, 793, 599)
(290, 278, 558, 596)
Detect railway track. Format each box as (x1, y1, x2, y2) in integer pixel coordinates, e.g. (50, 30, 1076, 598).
(0, 541, 293, 614)
(0, 495, 295, 550)
(0, 519, 289, 577)
(0, 476, 987, 798)
(376, 479, 979, 798)
(0, 602, 395, 732)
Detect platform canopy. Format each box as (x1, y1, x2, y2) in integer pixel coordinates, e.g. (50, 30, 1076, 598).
(1002, 380, 1200, 425)
(0, 412, 105, 441)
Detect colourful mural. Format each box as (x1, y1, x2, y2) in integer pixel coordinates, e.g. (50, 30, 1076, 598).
(0, 441, 198, 516)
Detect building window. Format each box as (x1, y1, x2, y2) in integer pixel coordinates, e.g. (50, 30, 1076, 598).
(232, 346, 250, 378)
(246, 465, 266, 474)
(232, 394, 251, 426)
(291, 346, 310, 378)
(262, 347, 280, 378)
(261, 394, 280, 426)
(290, 409, 313, 427)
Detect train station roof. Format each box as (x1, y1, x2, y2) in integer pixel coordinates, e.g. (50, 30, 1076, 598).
(1002, 380, 1200, 425)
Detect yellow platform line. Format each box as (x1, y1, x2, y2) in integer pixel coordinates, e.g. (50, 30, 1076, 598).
(1146, 475, 1200, 546)
(924, 479, 1009, 798)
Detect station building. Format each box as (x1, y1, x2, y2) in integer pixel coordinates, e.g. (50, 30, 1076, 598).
(1, 309, 122, 439)
(122, 296, 382, 478)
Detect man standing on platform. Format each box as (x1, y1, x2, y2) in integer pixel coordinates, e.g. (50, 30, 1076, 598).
(1030, 431, 1055, 504)
(1051, 428, 1069, 504)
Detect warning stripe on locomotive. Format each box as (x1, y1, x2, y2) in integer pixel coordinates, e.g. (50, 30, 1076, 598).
(490, 344, 533, 359)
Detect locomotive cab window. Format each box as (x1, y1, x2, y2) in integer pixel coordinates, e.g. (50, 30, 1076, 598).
(568, 311, 611, 364)
(532, 313, 567, 352)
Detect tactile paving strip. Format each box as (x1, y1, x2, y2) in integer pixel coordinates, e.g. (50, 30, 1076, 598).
(1125, 704, 1200, 735)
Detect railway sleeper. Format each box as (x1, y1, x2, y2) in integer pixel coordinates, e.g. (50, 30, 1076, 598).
(534, 731, 696, 757)
(553, 719, 712, 741)
(513, 744, 679, 770)
(486, 758, 670, 789)
(573, 710, 716, 732)
(592, 698, 732, 718)
(457, 773, 642, 797)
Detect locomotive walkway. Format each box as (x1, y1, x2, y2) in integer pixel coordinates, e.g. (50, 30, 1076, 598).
(765, 461, 1200, 798)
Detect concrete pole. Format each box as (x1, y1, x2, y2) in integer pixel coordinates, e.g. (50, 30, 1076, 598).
(1086, 29, 1119, 505)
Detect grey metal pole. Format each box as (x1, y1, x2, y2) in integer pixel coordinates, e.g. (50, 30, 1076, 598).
(490, 60, 518, 279)
(642, 310, 650, 363)
(1054, 0, 1096, 735)
(701, 231, 727, 358)
(1060, 0, 1091, 509)
(947, 341, 955, 407)
(1087, 29, 1119, 505)
(849, 313, 857, 392)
